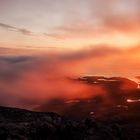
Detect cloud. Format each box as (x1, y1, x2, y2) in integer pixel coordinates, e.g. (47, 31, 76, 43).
(44, 0, 140, 40)
(0, 23, 33, 35)
(0, 45, 140, 109)
(102, 16, 140, 34)
(0, 0, 140, 41)
(44, 19, 140, 40)
(44, 33, 66, 39)
(44, 21, 103, 39)
(0, 55, 33, 63)
(59, 46, 121, 61)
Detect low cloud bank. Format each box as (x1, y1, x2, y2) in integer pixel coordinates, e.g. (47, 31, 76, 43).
(0, 45, 140, 109)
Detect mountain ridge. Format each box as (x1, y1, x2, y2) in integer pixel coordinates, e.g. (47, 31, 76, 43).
(0, 106, 136, 140)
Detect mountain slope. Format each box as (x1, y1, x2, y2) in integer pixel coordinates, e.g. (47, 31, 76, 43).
(0, 106, 134, 140)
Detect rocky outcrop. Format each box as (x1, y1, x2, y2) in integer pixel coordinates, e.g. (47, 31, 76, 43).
(0, 106, 138, 140)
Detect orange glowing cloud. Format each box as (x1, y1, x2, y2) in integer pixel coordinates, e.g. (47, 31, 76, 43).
(0, 45, 140, 109)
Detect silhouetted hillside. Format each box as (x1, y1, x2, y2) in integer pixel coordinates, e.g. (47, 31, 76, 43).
(0, 106, 139, 140)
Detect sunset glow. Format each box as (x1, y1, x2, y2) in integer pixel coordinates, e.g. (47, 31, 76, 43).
(0, 0, 140, 50)
(1, 1, 140, 139)
(127, 99, 140, 103)
(0, 0, 140, 109)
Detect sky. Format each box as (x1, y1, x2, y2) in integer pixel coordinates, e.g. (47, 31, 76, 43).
(0, 0, 140, 49)
(0, 0, 140, 108)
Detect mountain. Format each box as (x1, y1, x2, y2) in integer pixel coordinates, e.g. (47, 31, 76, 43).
(0, 106, 139, 140)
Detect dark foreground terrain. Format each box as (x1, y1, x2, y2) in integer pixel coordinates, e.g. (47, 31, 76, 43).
(0, 106, 140, 140)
